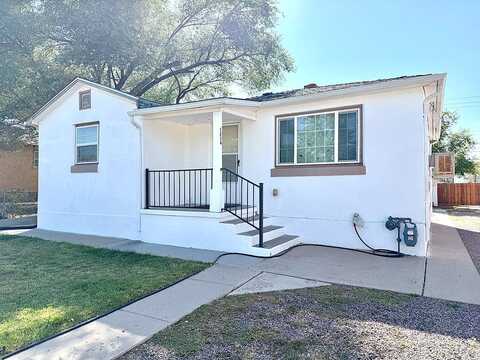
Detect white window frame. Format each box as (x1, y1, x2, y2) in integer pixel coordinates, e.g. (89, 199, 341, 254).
(79, 90, 91, 110)
(75, 123, 99, 164)
(276, 107, 361, 166)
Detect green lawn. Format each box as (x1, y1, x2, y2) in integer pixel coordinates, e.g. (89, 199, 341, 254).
(0, 235, 209, 355)
(121, 285, 480, 360)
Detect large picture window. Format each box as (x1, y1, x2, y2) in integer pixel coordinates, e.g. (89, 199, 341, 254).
(75, 123, 99, 164)
(277, 107, 360, 166)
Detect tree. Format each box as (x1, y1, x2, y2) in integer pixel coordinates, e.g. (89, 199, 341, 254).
(433, 111, 478, 176)
(0, 0, 293, 124)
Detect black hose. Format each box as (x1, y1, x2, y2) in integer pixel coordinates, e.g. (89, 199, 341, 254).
(353, 223, 404, 258)
(213, 227, 405, 264)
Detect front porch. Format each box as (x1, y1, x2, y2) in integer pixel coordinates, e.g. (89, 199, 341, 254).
(131, 104, 300, 255)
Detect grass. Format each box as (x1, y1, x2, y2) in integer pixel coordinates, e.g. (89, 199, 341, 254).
(0, 235, 209, 355)
(120, 285, 480, 360)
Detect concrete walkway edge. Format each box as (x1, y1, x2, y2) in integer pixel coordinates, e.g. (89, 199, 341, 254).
(9, 264, 262, 360)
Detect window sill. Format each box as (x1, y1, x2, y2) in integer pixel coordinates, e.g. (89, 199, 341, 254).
(271, 163, 366, 177)
(71, 163, 98, 173)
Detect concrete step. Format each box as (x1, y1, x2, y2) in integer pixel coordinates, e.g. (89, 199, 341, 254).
(221, 215, 272, 232)
(221, 214, 266, 225)
(256, 234, 302, 256)
(223, 207, 258, 219)
(256, 234, 299, 249)
(238, 225, 285, 245)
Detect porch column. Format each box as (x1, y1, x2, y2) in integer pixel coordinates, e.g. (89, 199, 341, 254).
(210, 111, 223, 212)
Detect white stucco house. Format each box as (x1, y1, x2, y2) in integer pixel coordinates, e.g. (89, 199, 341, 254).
(29, 73, 446, 256)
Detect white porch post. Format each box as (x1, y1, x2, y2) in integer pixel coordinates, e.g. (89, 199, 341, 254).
(210, 111, 223, 212)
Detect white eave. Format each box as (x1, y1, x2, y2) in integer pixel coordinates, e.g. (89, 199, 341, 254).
(128, 97, 260, 117)
(28, 77, 138, 125)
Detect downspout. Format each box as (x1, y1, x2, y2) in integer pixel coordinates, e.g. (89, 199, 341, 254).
(129, 113, 143, 237)
(422, 80, 443, 252)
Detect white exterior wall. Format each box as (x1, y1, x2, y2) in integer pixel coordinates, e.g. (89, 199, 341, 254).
(36, 82, 432, 257)
(37, 84, 140, 239)
(143, 121, 211, 170)
(240, 87, 429, 256)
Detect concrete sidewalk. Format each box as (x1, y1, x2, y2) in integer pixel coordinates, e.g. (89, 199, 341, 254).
(4, 228, 223, 263)
(423, 213, 480, 305)
(9, 264, 261, 360)
(0, 215, 36, 229)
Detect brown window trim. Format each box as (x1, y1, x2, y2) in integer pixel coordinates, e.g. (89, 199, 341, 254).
(271, 163, 366, 177)
(71, 163, 98, 173)
(75, 121, 99, 127)
(79, 90, 91, 110)
(273, 104, 364, 176)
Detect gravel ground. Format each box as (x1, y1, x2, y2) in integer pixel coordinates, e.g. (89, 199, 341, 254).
(119, 285, 480, 360)
(458, 229, 480, 274)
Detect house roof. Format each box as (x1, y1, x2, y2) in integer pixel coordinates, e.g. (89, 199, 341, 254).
(30, 73, 446, 122)
(247, 74, 437, 102)
(133, 73, 446, 115)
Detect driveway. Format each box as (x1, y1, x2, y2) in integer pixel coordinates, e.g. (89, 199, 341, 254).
(433, 206, 480, 277)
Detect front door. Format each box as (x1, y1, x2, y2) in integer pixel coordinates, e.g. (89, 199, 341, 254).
(222, 124, 239, 176)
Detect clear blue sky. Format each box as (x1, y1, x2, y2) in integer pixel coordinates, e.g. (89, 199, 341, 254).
(272, 0, 480, 140)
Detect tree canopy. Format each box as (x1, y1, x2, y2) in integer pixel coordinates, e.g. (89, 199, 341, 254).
(432, 111, 478, 176)
(0, 0, 294, 147)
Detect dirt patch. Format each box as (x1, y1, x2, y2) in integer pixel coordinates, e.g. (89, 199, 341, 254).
(120, 285, 480, 360)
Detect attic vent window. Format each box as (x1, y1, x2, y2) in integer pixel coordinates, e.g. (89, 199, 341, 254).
(79, 90, 91, 110)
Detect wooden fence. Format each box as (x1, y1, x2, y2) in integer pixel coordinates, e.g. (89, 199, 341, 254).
(437, 183, 480, 206)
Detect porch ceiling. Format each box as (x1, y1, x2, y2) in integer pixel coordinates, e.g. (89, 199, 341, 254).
(142, 110, 249, 125)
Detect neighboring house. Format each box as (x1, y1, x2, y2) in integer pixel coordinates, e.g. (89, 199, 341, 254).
(0, 145, 38, 193)
(28, 74, 445, 257)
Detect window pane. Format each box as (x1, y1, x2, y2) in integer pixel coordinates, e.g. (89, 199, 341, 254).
(80, 92, 91, 109)
(279, 118, 294, 163)
(222, 125, 238, 153)
(297, 112, 335, 164)
(297, 148, 306, 163)
(222, 154, 238, 181)
(76, 126, 98, 145)
(77, 145, 97, 163)
(338, 111, 358, 161)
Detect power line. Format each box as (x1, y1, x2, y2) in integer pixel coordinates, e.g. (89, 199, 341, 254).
(447, 95, 480, 100)
(447, 101, 480, 105)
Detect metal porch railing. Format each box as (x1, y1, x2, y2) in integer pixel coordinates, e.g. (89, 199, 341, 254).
(222, 168, 264, 247)
(145, 168, 213, 209)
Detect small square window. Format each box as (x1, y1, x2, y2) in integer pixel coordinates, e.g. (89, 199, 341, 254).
(79, 90, 91, 110)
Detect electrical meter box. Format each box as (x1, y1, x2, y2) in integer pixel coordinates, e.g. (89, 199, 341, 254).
(403, 223, 418, 246)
